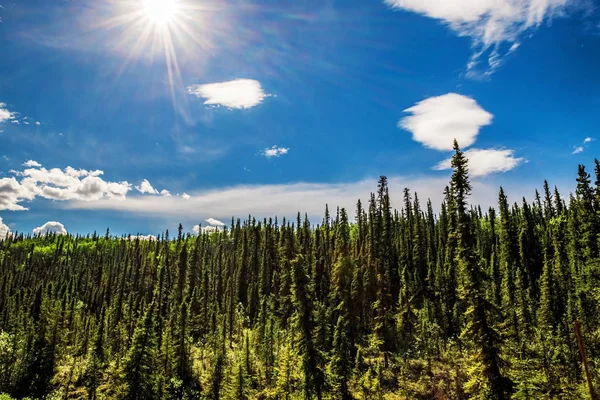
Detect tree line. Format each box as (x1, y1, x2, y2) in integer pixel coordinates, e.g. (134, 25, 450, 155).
(0, 141, 599, 399)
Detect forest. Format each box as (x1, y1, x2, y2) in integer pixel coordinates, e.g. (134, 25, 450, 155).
(0, 141, 599, 399)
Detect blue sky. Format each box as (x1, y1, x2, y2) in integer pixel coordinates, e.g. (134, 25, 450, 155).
(0, 0, 599, 237)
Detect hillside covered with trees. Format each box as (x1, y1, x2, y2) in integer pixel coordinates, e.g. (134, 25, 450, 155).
(1, 142, 599, 399)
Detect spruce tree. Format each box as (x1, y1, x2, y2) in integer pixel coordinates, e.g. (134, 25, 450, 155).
(291, 254, 321, 400)
(451, 140, 512, 399)
(119, 304, 159, 400)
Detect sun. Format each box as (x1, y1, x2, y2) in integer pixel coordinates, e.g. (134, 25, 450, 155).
(88, 0, 227, 109)
(142, 0, 179, 26)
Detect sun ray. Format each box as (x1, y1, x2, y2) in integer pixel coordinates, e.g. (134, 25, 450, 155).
(115, 22, 154, 78)
(82, 0, 227, 111)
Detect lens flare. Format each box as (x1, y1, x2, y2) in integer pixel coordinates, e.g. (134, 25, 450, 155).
(142, 0, 179, 26)
(86, 0, 228, 110)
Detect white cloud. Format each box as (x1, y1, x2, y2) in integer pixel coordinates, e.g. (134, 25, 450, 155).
(129, 234, 157, 241)
(433, 148, 524, 177)
(67, 174, 544, 224)
(572, 137, 593, 154)
(35, 121, 41, 126)
(187, 79, 269, 109)
(0, 177, 36, 211)
(206, 217, 225, 227)
(384, 0, 572, 75)
(23, 160, 42, 168)
(0, 103, 15, 123)
(262, 146, 290, 158)
(193, 224, 223, 235)
(33, 221, 67, 236)
(181, 193, 191, 199)
(0, 162, 131, 210)
(0, 217, 11, 239)
(135, 179, 159, 194)
(160, 189, 172, 197)
(399, 93, 493, 151)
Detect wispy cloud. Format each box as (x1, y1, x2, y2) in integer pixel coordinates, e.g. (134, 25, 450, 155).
(385, 0, 573, 76)
(572, 137, 593, 154)
(262, 145, 290, 158)
(33, 221, 67, 236)
(434, 148, 525, 177)
(187, 79, 269, 109)
(66, 175, 542, 223)
(399, 93, 493, 151)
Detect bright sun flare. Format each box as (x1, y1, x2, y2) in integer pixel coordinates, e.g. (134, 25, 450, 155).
(93, 0, 223, 109)
(142, 0, 178, 25)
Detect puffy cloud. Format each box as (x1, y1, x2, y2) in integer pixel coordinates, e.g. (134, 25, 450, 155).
(262, 146, 290, 158)
(181, 193, 191, 200)
(135, 179, 159, 194)
(0, 177, 36, 211)
(399, 93, 493, 151)
(129, 234, 157, 241)
(35, 121, 41, 126)
(384, 0, 572, 75)
(584, 137, 592, 144)
(33, 221, 67, 236)
(187, 79, 269, 109)
(0, 103, 16, 123)
(76, 176, 130, 200)
(433, 148, 524, 177)
(0, 162, 132, 210)
(206, 217, 225, 227)
(23, 160, 42, 167)
(64, 166, 103, 178)
(0, 217, 11, 239)
(160, 189, 172, 197)
(193, 224, 223, 235)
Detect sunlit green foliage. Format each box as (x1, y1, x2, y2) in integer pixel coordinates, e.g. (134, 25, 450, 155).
(0, 153, 599, 399)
